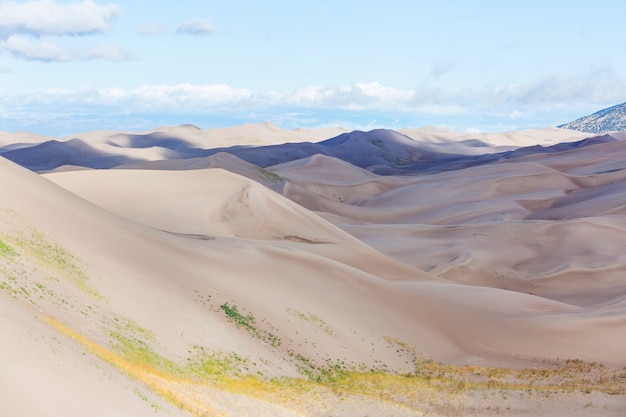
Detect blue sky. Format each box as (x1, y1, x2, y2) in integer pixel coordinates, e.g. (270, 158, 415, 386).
(1, 0, 626, 135)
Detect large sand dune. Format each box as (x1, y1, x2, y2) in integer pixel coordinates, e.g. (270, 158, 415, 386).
(1, 124, 625, 416)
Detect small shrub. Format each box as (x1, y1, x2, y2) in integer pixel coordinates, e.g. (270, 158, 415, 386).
(255, 167, 283, 184)
(220, 303, 256, 331)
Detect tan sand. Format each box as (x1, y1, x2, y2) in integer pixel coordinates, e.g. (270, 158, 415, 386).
(1, 125, 625, 416)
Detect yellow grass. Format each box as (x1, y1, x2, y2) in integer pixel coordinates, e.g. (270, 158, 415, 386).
(44, 316, 626, 417)
(44, 316, 227, 417)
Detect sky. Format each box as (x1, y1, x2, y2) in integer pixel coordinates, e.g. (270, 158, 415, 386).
(1, 0, 626, 136)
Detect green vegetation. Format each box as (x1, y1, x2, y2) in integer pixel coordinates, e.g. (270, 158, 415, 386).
(221, 302, 256, 332)
(108, 316, 250, 383)
(14, 229, 101, 299)
(46, 315, 626, 417)
(132, 387, 164, 412)
(0, 238, 18, 257)
(287, 308, 335, 335)
(367, 138, 385, 148)
(0, 217, 101, 301)
(45, 317, 226, 417)
(220, 302, 282, 348)
(186, 346, 248, 380)
(255, 167, 283, 184)
(109, 330, 184, 379)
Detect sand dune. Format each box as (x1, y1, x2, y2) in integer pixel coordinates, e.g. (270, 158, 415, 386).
(278, 138, 626, 309)
(0, 130, 54, 148)
(0, 123, 347, 171)
(44, 167, 359, 243)
(271, 153, 378, 184)
(39, 134, 626, 364)
(399, 126, 591, 147)
(0, 124, 600, 174)
(115, 151, 289, 189)
(2, 125, 626, 416)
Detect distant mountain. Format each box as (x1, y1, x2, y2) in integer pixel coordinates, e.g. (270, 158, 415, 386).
(559, 102, 626, 133)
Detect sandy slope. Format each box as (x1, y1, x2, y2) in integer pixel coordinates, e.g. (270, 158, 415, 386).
(93, 122, 347, 148)
(0, 130, 54, 147)
(399, 126, 591, 147)
(275, 138, 626, 308)
(43, 156, 626, 366)
(2, 125, 626, 416)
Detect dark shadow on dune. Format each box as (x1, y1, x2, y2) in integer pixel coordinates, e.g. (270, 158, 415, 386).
(502, 134, 617, 159)
(0, 128, 622, 174)
(198, 130, 620, 175)
(107, 132, 207, 154)
(0, 138, 140, 171)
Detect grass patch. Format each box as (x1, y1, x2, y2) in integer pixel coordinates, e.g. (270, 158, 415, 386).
(109, 331, 182, 379)
(221, 302, 256, 331)
(186, 346, 248, 380)
(45, 316, 626, 417)
(109, 316, 250, 383)
(255, 167, 283, 184)
(287, 308, 335, 335)
(220, 302, 282, 347)
(45, 317, 228, 417)
(17, 230, 101, 299)
(0, 238, 18, 258)
(1, 223, 101, 300)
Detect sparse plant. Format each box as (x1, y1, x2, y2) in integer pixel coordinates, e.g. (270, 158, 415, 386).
(220, 302, 282, 347)
(44, 317, 626, 417)
(255, 167, 283, 184)
(221, 302, 256, 331)
(287, 308, 335, 335)
(0, 238, 18, 257)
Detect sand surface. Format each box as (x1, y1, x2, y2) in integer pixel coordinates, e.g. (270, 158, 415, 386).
(1, 124, 625, 416)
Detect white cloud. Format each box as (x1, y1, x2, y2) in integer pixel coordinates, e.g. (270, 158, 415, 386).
(176, 19, 215, 36)
(137, 23, 165, 36)
(129, 84, 251, 108)
(0, 34, 73, 61)
(413, 104, 469, 116)
(287, 85, 373, 109)
(3, 73, 626, 134)
(0, 34, 132, 62)
(25, 84, 253, 112)
(0, 1, 127, 62)
(287, 83, 415, 110)
(85, 43, 132, 61)
(0, 0, 121, 37)
(5, 83, 470, 118)
(479, 66, 626, 106)
(13, 77, 626, 116)
(0, 65, 11, 73)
